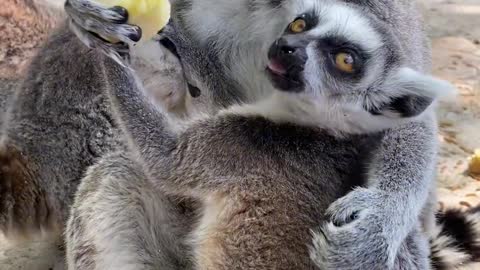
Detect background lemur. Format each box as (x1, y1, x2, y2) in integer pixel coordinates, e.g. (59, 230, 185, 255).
(64, 0, 480, 269)
(0, 21, 193, 241)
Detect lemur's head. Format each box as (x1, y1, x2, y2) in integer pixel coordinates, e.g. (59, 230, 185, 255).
(263, 1, 454, 131)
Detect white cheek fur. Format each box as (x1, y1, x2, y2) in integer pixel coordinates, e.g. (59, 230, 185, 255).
(308, 2, 383, 53)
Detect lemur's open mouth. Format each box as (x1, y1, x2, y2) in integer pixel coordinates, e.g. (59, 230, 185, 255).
(266, 58, 304, 93)
(158, 37, 201, 98)
(266, 38, 307, 93)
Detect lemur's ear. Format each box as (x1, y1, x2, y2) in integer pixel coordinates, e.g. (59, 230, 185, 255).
(368, 68, 456, 118)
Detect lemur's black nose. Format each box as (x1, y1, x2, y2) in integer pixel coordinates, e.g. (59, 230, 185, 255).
(275, 38, 296, 56)
(266, 37, 309, 92)
(268, 37, 308, 63)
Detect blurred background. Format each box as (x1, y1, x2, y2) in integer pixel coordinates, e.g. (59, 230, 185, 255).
(0, 0, 479, 269)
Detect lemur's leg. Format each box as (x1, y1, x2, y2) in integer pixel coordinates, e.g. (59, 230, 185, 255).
(66, 152, 194, 270)
(311, 223, 431, 270)
(393, 225, 431, 270)
(420, 184, 438, 234)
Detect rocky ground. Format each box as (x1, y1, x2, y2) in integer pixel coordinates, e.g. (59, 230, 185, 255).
(0, 0, 479, 269)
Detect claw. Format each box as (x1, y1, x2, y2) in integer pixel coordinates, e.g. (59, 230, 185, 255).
(69, 19, 129, 66)
(67, 6, 141, 45)
(66, 0, 128, 22)
(348, 211, 360, 222)
(109, 6, 129, 23)
(317, 225, 331, 243)
(332, 210, 360, 227)
(127, 25, 142, 42)
(332, 218, 343, 227)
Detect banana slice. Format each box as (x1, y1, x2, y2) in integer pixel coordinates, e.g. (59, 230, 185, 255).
(468, 149, 480, 176)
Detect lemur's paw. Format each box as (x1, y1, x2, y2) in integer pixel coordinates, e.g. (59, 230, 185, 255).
(325, 187, 381, 227)
(65, 0, 142, 63)
(310, 221, 391, 270)
(312, 188, 396, 269)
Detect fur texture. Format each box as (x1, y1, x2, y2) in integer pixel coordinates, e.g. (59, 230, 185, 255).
(66, 152, 195, 270)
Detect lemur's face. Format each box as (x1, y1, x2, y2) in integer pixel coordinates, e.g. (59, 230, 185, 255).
(266, 2, 387, 98)
(265, 1, 453, 121)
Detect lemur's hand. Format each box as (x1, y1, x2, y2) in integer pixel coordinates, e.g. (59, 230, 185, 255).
(312, 187, 405, 270)
(65, 0, 142, 62)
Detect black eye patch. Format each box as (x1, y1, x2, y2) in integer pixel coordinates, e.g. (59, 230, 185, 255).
(285, 11, 319, 34)
(315, 36, 369, 81)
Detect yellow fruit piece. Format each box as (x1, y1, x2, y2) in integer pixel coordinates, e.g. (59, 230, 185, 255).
(97, 0, 170, 42)
(468, 149, 480, 176)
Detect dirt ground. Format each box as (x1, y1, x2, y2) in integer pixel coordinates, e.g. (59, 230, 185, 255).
(420, 0, 480, 210)
(0, 0, 479, 269)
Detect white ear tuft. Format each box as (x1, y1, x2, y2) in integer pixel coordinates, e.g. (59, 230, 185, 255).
(393, 67, 457, 102)
(366, 67, 458, 119)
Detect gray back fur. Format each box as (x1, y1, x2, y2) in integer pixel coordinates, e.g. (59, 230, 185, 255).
(0, 24, 123, 238)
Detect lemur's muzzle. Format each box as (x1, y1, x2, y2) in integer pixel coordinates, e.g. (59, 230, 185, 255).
(266, 37, 308, 92)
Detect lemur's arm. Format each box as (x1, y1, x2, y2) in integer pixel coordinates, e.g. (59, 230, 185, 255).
(102, 58, 222, 197)
(318, 114, 438, 269)
(370, 116, 437, 235)
(102, 58, 177, 165)
(370, 118, 436, 200)
(369, 117, 437, 226)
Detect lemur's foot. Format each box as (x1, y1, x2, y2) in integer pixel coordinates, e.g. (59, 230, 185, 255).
(65, 0, 142, 63)
(311, 187, 403, 270)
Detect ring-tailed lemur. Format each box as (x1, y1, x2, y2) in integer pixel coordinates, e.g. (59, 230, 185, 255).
(0, 22, 193, 242)
(65, 0, 480, 269)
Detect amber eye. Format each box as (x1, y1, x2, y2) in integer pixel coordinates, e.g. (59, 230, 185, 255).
(289, 18, 307, 33)
(335, 52, 355, 73)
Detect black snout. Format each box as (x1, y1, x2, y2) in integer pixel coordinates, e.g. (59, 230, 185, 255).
(266, 37, 309, 92)
(268, 37, 308, 62)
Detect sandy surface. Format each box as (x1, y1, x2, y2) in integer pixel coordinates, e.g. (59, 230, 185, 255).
(420, 0, 480, 210)
(0, 0, 479, 269)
